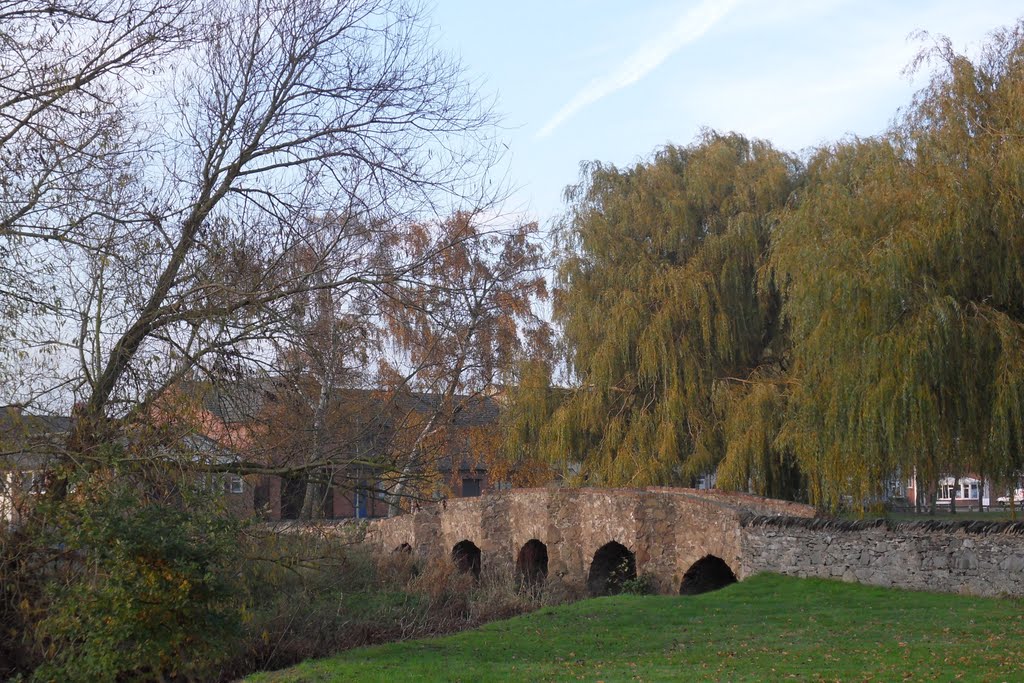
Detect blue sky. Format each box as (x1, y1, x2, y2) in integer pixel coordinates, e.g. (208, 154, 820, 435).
(432, 1, 1022, 227)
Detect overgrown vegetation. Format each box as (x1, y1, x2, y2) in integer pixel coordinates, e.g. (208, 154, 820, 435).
(229, 535, 572, 680)
(246, 573, 1024, 682)
(0, 481, 571, 680)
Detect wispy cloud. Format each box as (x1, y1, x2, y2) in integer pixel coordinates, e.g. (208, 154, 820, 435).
(536, 0, 741, 139)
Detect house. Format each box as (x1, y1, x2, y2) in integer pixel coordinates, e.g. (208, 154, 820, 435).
(0, 405, 253, 525)
(903, 471, 1020, 511)
(1, 375, 520, 525)
(0, 409, 64, 528)
(0, 406, 71, 525)
(178, 378, 509, 521)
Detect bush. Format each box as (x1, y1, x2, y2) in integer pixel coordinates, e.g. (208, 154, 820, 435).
(619, 573, 656, 595)
(32, 483, 242, 682)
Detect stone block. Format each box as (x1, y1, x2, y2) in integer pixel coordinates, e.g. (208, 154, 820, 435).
(1000, 555, 1024, 572)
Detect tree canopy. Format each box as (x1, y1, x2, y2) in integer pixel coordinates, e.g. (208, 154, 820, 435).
(514, 21, 1024, 510)
(534, 133, 800, 487)
(772, 24, 1024, 510)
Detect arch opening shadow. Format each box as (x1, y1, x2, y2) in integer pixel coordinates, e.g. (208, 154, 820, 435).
(679, 555, 738, 595)
(451, 540, 481, 578)
(587, 541, 636, 596)
(394, 542, 413, 554)
(516, 539, 548, 586)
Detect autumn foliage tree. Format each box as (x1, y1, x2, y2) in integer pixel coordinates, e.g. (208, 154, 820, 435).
(227, 211, 549, 518)
(772, 24, 1024, 511)
(376, 211, 548, 512)
(525, 133, 800, 488)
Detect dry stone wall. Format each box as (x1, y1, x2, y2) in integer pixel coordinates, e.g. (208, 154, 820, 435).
(741, 517, 1024, 597)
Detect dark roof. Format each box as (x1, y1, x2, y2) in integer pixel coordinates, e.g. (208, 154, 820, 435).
(383, 391, 501, 431)
(0, 407, 69, 469)
(199, 379, 276, 424)
(0, 406, 72, 435)
(195, 378, 502, 430)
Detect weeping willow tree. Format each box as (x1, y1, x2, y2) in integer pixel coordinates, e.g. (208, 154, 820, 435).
(773, 23, 1024, 511)
(531, 132, 801, 487)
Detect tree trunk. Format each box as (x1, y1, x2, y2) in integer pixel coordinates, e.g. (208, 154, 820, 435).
(300, 479, 325, 520)
(299, 376, 333, 521)
(917, 473, 925, 516)
(950, 476, 958, 514)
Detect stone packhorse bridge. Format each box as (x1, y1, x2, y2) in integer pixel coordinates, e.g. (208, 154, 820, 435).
(367, 487, 807, 595)
(366, 487, 1024, 597)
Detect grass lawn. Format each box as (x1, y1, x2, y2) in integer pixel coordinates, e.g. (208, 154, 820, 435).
(246, 573, 1024, 682)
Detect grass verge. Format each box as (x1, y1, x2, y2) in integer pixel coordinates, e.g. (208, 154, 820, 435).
(247, 573, 1024, 682)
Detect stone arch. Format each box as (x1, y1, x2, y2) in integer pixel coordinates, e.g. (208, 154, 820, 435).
(516, 539, 548, 585)
(587, 541, 636, 596)
(679, 554, 738, 595)
(451, 540, 482, 578)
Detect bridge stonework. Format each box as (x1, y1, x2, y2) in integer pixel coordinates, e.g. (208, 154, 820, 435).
(366, 488, 813, 594)
(366, 488, 1024, 597)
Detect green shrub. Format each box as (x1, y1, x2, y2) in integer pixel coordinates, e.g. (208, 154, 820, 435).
(33, 483, 242, 682)
(619, 573, 656, 595)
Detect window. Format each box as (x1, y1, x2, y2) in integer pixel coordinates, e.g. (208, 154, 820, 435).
(354, 487, 368, 518)
(198, 473, 244, 494)
(19, 471, 45, 494)
(938, 480, 980, 500)
(696, 473, 717, 490)
(461, 478, 481, 497)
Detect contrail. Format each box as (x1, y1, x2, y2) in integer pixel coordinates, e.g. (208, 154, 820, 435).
(537, 0, 741, 139)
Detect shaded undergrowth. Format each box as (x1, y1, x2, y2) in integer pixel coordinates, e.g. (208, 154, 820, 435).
(221, 531, 576, 680)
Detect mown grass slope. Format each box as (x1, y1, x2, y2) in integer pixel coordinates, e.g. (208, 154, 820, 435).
(248, 573, 1024, 682)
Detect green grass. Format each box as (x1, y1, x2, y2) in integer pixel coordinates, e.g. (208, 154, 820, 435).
(246, 574, 1024, 682)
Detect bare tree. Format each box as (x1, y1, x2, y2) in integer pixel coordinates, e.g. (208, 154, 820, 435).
(0, 0, 506, 473)
(0, 0, 193, 385)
